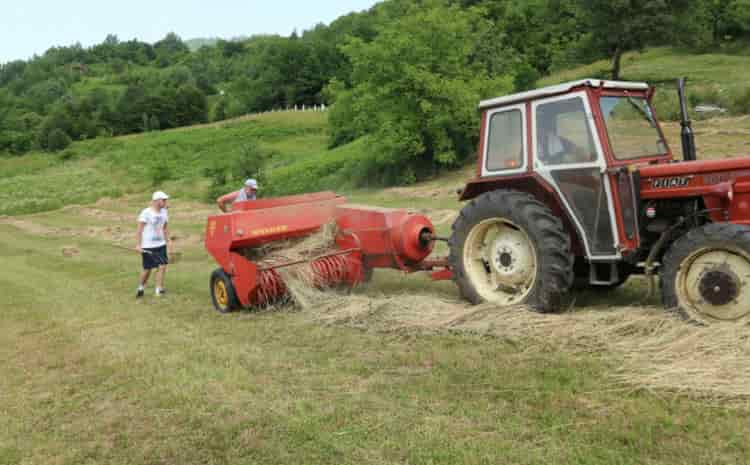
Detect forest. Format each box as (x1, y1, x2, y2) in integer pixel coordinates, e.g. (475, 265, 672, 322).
(2, 0, 750, 184)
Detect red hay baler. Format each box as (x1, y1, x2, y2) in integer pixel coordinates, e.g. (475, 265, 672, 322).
(204, 191, 450, 312)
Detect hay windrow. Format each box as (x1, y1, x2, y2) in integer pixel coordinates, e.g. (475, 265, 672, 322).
(303, 291, 750, 401)
(239, 223, 750, 401)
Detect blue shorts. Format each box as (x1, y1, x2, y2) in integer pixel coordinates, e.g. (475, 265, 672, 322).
(142, 245, 168, 270)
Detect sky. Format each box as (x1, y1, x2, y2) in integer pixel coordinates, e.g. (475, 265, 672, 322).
(0, 0, 381, 63)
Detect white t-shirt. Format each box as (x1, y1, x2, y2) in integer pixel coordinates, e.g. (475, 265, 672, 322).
(138, 207, 168, 249)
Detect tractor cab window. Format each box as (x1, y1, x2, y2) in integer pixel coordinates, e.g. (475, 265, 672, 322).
(536, 97, 597, 165)
(600, 96, 668, 160)
(486, 109, 524, 172)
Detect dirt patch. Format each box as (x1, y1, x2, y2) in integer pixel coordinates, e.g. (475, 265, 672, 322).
(383, 184, 462, 200)
(61, 206, 132, 223)
(0, 216, 200, 249)
(0, 217, 58, 236)
(62, 246, 80, 257)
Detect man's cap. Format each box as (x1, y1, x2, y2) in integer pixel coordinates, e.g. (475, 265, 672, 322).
(245, 179, 258, 189)
(152, 191, 170, 201)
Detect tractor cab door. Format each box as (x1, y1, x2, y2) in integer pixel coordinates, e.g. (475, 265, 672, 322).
(532, 92, 621, 260)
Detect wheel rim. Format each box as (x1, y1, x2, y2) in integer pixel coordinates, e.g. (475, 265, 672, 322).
(463, 218, 537, 305)
(214, 279, 229, 308)
(676, 247, 750, 321)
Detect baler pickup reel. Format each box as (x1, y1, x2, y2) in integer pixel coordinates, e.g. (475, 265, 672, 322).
(204, 191, 450, 312)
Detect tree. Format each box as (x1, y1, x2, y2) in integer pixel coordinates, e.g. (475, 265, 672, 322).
(172, 84, 208, 126)
(328, 0, 513, 184)
(577, 0, 698, 79)
(703, 0, 750, 43)
(154, 32, 189, 67)
(149, 114, 161, 131)
(211, 98, 227, 122)
(45, 128, 72, 151)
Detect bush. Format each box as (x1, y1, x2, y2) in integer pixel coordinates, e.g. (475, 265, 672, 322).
(513, 63, 540, 92)
(652, 89, 682, 121)
(729, 88, 750, 115)
(204, 163, 231, 202)
(202, 138, 273, 201)
(148, 159, 173, 187)
(211, 98, 227, 122)
(46, 128, 72, 152)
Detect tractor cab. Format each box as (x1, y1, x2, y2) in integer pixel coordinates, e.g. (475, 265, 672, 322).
(463, 79, 672, 264)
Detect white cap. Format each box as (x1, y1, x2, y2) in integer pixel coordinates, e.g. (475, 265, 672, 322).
(152, 191, 169, 201)
(244, 179, 258, 189)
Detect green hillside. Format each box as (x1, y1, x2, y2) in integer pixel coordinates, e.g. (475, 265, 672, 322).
(542, 46, 750, 119)
(0, 111, 369, 216)
(5, 44, 750, 218)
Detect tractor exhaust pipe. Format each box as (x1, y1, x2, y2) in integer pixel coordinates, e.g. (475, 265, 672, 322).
(677, 77, 697, 162)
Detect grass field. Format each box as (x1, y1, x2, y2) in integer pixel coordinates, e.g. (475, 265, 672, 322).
(2, 193, 750, 465)
(3, 57, 750, 463)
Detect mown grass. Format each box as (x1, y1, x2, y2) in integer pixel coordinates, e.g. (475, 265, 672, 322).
(3, 46, 750, 464)
(1, 205, 749, 464)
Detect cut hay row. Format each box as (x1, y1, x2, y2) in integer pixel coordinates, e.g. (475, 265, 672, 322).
(300, 293, 750, 402)
(249, 223, 750, 401)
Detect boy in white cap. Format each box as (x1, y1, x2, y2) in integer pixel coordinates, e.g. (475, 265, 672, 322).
(135, 191, 171, 297)
(216, 178, 258, 212)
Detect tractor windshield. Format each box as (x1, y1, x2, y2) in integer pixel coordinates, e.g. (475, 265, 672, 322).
(600, 96, 668, 160)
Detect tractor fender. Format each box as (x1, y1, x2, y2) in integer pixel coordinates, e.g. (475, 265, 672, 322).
(459, 173, 585, 256)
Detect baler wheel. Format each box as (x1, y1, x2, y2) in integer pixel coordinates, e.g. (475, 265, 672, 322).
(449, 189, 573, 312)
(661, 223, 750, 323)
(210, 268, 241, 313)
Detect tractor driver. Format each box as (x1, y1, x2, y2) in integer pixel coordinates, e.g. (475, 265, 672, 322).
(216, 178, 258, 213)
(537, 111, 594, 165)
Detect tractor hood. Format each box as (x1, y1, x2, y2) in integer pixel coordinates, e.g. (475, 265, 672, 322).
(638, 157, 750, 204)
(639, 158, 750, 179)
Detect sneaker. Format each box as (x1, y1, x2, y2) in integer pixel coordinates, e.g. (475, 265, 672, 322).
(136, 288, 144, 298)
(155, 289, 167, 296)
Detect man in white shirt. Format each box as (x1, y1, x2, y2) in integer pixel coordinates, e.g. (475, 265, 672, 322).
(135, 191, 171, 297)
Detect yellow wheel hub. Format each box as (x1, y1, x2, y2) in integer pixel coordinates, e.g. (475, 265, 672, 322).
(214, 279, 229, 308)
(463, 218, 537, 305)
(676, 247, 750, 321)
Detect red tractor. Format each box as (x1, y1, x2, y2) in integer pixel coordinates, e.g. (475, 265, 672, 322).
(451, 78, 750, 322)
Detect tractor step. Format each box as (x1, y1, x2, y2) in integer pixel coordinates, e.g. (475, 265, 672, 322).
(589, 262, 619, 286)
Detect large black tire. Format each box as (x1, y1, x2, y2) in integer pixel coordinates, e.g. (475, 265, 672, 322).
(210, 268, 241, 313)
(449, 190, 574, 312)
(661, 223, 750, 323)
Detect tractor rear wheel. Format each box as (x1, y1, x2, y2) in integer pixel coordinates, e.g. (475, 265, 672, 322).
(661, 223, 750, 323)
(210, 268, 241, 313)
(449, 190, 574, 312)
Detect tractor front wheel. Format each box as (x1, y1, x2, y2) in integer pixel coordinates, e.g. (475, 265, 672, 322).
(210, 268, 241, 313)
(449, 190, 574, 312)
(661, 223, 750, 323)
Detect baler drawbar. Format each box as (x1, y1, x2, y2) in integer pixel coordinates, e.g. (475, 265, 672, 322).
(204, 191, 450, 312)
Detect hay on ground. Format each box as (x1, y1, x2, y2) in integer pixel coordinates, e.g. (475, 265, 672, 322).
(304, 292, 750, 401)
